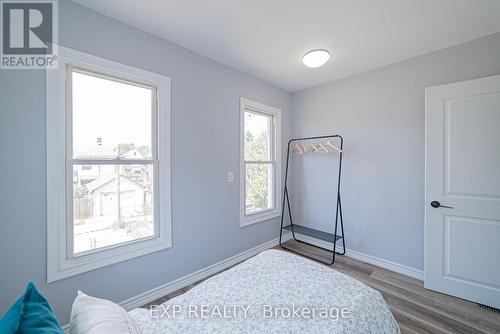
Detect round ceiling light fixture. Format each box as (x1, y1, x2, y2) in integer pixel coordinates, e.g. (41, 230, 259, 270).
(302, 49, 330, 68)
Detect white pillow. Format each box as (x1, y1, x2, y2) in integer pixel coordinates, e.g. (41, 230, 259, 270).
(70, 291, 141, 334)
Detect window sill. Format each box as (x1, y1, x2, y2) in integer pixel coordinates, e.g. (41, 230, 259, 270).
(48, 235, 171, 283)
(240, 210, 281, 227)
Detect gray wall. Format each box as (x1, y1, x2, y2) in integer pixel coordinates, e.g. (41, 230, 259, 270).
(0, 1, 291, 324)
(291, 32, 500, 271)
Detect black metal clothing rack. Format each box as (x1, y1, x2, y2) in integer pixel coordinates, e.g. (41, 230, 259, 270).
(279, 134, 346, 265)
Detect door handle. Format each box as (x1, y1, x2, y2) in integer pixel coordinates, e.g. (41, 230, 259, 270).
(430, 201, 454, 209)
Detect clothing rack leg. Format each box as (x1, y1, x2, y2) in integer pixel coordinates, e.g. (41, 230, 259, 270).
(285, 188, 297, 240)
(336, 196, 346, 255)
(330, 194, 340, 265)
(279, 140, 293, 247)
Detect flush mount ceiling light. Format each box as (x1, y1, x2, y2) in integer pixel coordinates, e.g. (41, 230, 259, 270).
(302, 49, 330, 68)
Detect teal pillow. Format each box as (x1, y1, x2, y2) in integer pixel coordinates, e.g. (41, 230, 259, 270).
(0, 282, 63, 334)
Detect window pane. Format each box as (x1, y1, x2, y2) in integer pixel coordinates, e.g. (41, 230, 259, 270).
(72, 164, 154, 254)
(72, 70, 153, 159)
(245, 163, 273, 215)
(244, 111, 272, 161)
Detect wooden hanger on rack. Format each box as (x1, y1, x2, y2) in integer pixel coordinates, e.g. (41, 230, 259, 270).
(292, 143, 304, 154)
(309, 143, 319, 153)
(317, 142, 329, 153)
(326, 140, 343, 153)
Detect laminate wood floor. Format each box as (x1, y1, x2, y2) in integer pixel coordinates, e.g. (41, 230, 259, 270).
(142, 240, 500, 334)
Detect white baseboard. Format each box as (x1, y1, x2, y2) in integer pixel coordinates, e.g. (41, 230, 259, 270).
(289, 232, 424, 281)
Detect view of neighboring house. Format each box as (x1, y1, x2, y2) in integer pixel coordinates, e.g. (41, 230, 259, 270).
(72, 138, 154, 253)
(74, 137, 117, 185)
(85, 174, 147, 218)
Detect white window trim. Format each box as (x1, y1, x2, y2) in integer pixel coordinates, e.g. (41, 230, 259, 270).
(240, 98, 282, 227)
(46, 46, 172, 283)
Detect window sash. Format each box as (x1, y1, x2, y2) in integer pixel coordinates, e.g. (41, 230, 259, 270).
(243, 108, 275, 163)
(244, 161, 275, 216)
(66, 160, 159, 258)
(66, 65, 159, 161)
(65, 66, 160, 258)
(243, 108, 277, 217)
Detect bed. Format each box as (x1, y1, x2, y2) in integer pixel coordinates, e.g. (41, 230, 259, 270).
(128, 249, 400, 333)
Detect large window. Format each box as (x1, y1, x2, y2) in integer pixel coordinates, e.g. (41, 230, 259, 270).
(70, 68, 156, 254)
(47, 47, 171, 282)
(240, 98, 281, 226)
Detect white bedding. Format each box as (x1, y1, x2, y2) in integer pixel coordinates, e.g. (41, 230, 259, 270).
(129, 249, 400, 333)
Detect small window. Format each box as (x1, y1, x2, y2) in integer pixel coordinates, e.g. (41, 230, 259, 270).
(240, 98, 281, 226)
(47, 47, 171, 282)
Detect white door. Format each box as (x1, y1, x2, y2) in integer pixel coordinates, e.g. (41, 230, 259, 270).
(425, 74, 500, 308)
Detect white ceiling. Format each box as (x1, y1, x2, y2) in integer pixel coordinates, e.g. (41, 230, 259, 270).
(73, 0, 500, 92)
